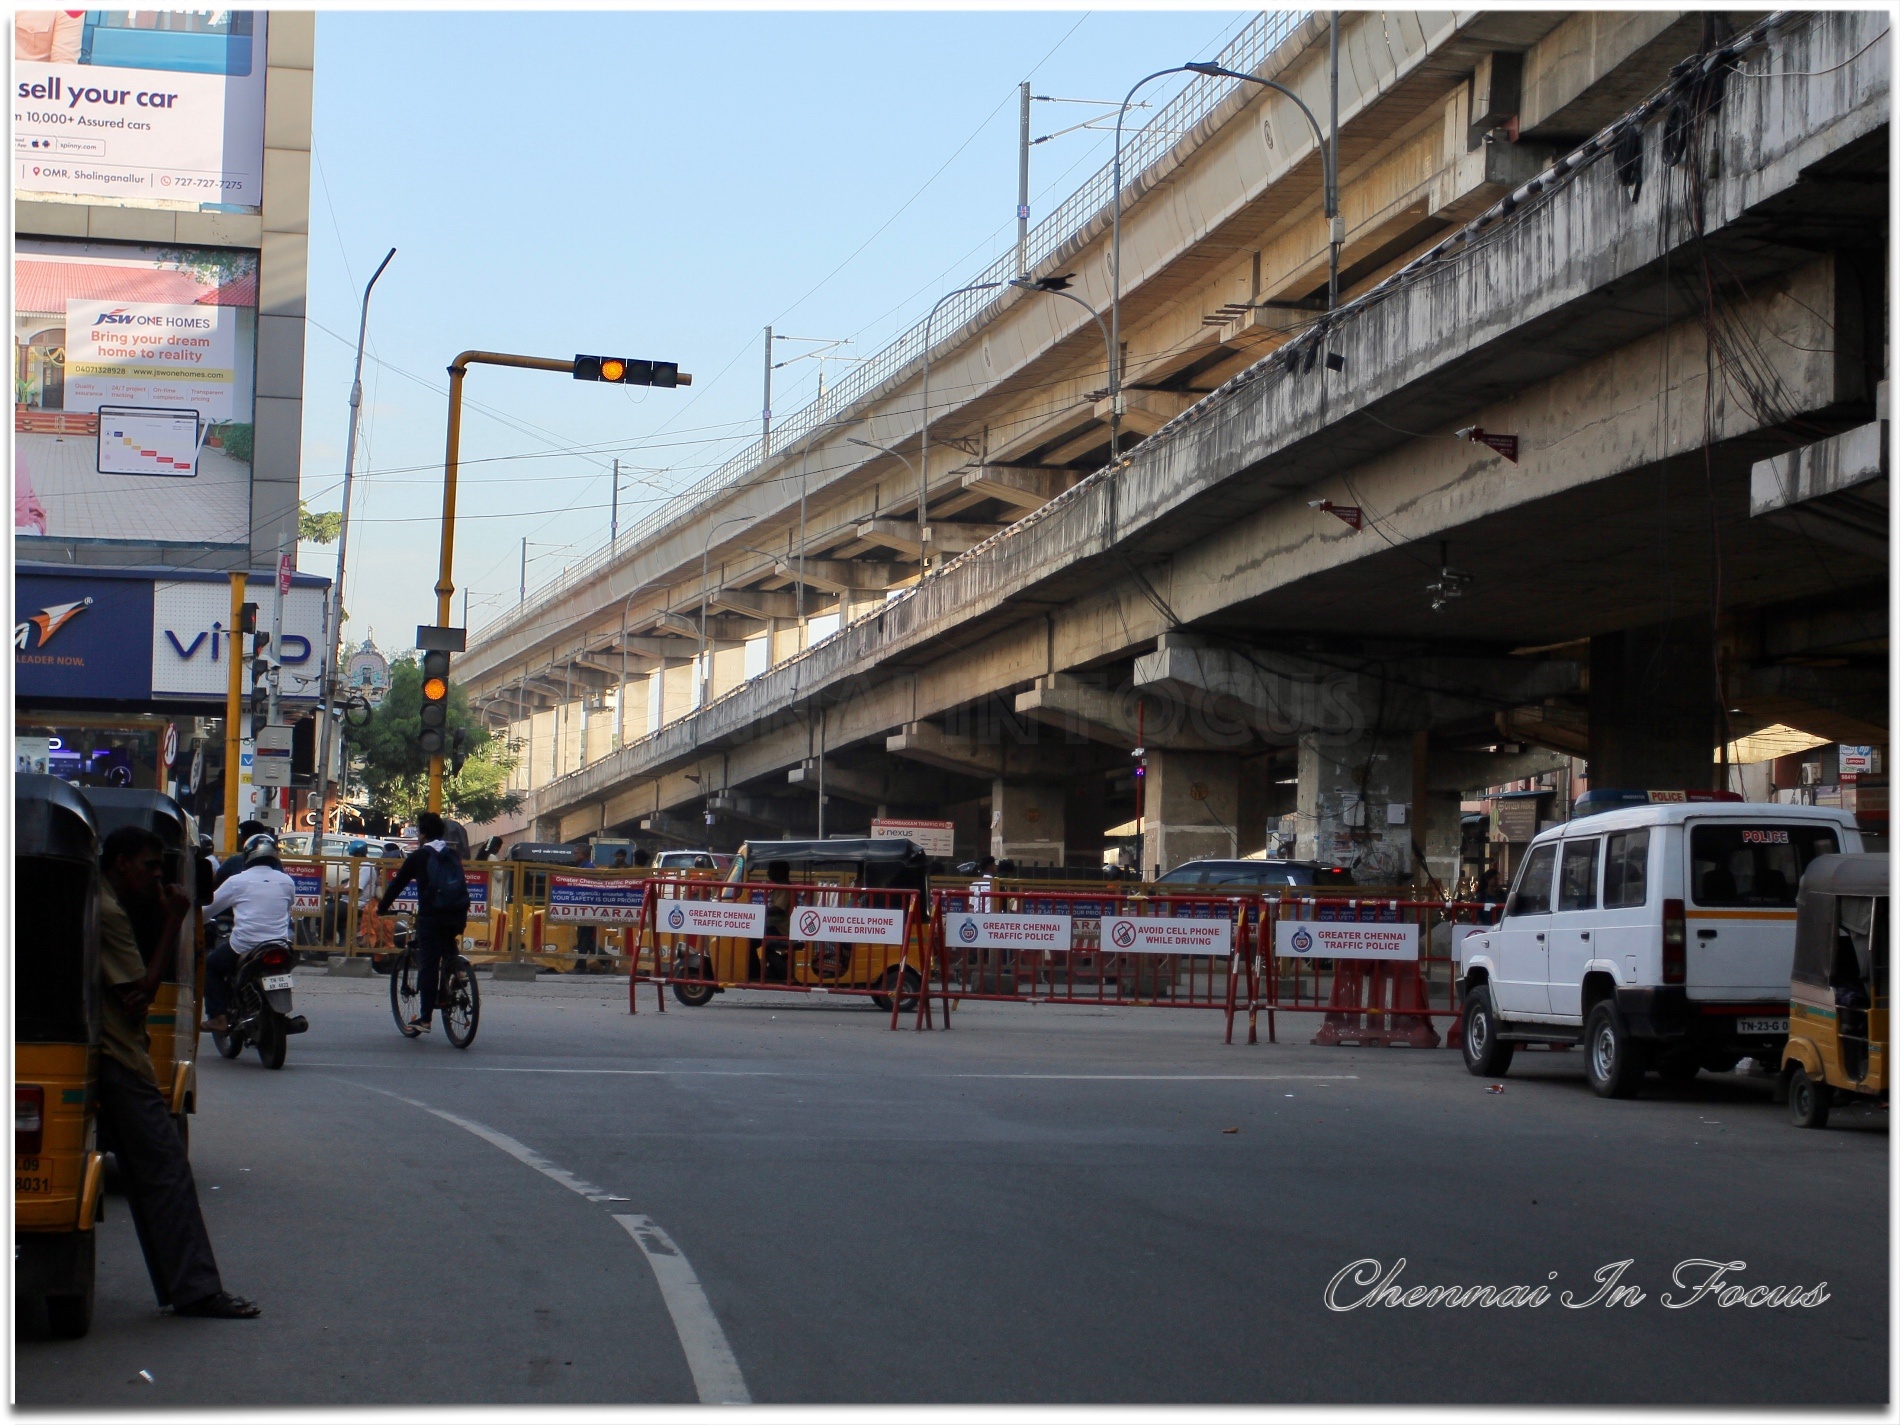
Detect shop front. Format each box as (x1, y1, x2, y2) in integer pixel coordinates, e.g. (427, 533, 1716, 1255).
(16, 563, 330, 841)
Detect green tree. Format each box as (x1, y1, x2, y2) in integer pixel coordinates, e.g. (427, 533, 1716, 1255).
(298, 502, 342, 544)
(345, 657, 523, 825)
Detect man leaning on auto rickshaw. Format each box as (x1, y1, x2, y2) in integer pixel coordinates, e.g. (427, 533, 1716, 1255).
(97, 825, 261, 1320)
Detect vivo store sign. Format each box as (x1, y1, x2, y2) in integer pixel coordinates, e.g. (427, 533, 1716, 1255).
(149, 579, 326, 700)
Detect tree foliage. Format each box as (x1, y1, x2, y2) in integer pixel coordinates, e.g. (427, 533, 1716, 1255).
(298, 502, 342, 544)
(345, 657, 523, 825)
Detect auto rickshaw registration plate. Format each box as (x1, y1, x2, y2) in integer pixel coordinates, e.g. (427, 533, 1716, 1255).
(1737, 1017, 1789, 1035)
(16, 1158, 50, 1193)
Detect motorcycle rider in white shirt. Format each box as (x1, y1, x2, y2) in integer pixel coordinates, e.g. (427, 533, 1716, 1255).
(201, 835, 297, 1036)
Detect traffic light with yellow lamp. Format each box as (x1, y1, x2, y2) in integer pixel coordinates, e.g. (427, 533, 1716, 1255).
(572, 355, 684, 389)
(417, 649, 452, 757)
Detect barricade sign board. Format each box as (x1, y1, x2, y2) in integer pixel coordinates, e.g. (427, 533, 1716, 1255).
(1275, 919, 1419, 961)
(547, 874, 646, 925)
(659, 900, 766, 938)
(944, 912, 1072, 950)
(389, 869, 491, 917)
(871, 818, 955, 858)
(1100, 916, 1233, 954)
(792, 905, 907, 945)
(284, 861, 323, 915)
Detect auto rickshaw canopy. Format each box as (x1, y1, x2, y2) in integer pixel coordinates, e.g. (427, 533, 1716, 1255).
(1792, 852, 1888, 989)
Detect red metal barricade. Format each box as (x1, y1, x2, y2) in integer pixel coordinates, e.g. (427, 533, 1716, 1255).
(630, 877, 928, 1030)
(928, 886, 1257, 1036)
(1238, 897, 1495, 1047)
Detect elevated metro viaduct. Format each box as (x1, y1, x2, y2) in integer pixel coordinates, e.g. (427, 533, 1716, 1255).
(461, 10, 1888, 879)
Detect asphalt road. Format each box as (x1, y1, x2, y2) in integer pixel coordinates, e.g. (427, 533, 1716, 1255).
(17, 971, 1888, 1407)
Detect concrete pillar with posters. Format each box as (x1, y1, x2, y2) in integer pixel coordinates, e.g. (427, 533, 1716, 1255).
(990, 780, 1065, 867)
(1293, 726, 1414, 885)
(1143, 749, 1240, 876)
(1589, 616, 1720, 791)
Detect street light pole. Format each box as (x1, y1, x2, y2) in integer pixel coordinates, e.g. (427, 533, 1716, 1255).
(1183, 56, 1340, 309)
(761, 325, 773, 455)
(1110, 59, 1341, 470)
(1009, 276, 1115, 441)
(313, 245, 394, 841)
(919, 282, 1000, 573)
(1017, 81, 1032, 277)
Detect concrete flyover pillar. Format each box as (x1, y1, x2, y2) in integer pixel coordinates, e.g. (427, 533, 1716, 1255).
(991, 780, 1065, 868)
(1295, 726, 1414, 885)
(1143, 749, 1240, 876)
(1589, 615, 1719, 791)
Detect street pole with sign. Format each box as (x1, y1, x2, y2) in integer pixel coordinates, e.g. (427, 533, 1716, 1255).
(222, 571, 247, 853)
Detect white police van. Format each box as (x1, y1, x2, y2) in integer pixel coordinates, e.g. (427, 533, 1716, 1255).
(1457, 797, 1862, 1097)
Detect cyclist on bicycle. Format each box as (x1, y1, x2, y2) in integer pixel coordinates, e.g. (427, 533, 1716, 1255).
(201, 834, 296, 1037)
(376, 812, 470, 1035)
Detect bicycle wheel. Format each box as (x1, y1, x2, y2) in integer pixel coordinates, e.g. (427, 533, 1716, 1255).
(441, 957, 480, 1049)
(390, 949, 422, 1037)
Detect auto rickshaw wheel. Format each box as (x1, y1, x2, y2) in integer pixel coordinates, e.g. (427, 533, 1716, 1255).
(671, 952, 716, 1007)
(871, 966, 923, 1014)
(32, 1230, 95, 1339)
(1789, 1066, 1831, 1128)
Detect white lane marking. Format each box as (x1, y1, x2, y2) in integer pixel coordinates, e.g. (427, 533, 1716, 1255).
(296, 1063, 780, 1076)
(328, 1076, 749, 1404)
(614, 1215, 752, 1406)
(954, 1073, 1361, 1081)
(338, 1079, 630, 1202)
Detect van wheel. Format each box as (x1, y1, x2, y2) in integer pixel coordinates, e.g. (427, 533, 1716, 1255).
(1461, 986, 1514, 1077)
(1585, 1001, 1645, 1098)
(1789, 1066, 1831, 1128)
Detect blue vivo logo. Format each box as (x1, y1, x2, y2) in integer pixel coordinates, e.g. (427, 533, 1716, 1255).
(163, 624, 312, 664)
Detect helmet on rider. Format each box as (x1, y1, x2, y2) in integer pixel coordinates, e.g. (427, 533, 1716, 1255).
(347, 840, 369, 858)
(242, 832, 282, 869)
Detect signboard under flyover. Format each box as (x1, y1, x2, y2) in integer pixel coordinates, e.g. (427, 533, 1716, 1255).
(1275, 920, 1419, 961)
(1099, 916, 1232, 954)
(546, 874, 646, 925)
(870, 818, 955, 858)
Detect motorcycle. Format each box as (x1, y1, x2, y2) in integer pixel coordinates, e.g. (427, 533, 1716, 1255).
(210, 938, 309, 1069)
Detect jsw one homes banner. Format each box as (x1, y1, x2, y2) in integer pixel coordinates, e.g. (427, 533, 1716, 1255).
(13, 11, 268, 211)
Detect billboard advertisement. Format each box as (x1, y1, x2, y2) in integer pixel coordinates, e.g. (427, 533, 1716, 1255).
(15, 239, 255, 552)
(150, 579, 326, 702)
(13, 10, 268, 212)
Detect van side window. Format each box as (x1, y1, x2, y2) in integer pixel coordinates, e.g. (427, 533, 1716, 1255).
(1558, 839, 1600, 912)
(1690, 824, 1838, 907)
(1603, 830, 1650, 909)
(1508, 844, 1557, 917)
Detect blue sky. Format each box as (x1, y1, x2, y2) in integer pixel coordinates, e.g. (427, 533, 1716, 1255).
(299, 10, 1254, 650)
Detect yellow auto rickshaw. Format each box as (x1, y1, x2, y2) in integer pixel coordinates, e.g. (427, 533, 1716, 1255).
(1784, 852, 1888, 1128)
(15, 773, 108, 1337)
(658, 838, 928, 1009)
(86, 789, 201, 1152)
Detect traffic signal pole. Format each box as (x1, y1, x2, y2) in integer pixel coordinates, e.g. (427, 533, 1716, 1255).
(222, 571, 247, 853)
(430, 350, 691, 812)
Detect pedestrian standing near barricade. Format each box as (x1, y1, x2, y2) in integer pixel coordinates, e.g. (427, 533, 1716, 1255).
(377, 812, 471, 1035)
(96, 826, 261, 1320)
(346, 840, 381, 950)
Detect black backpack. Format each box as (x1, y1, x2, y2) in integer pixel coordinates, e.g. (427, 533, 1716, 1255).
(422, 845, 471, 917)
